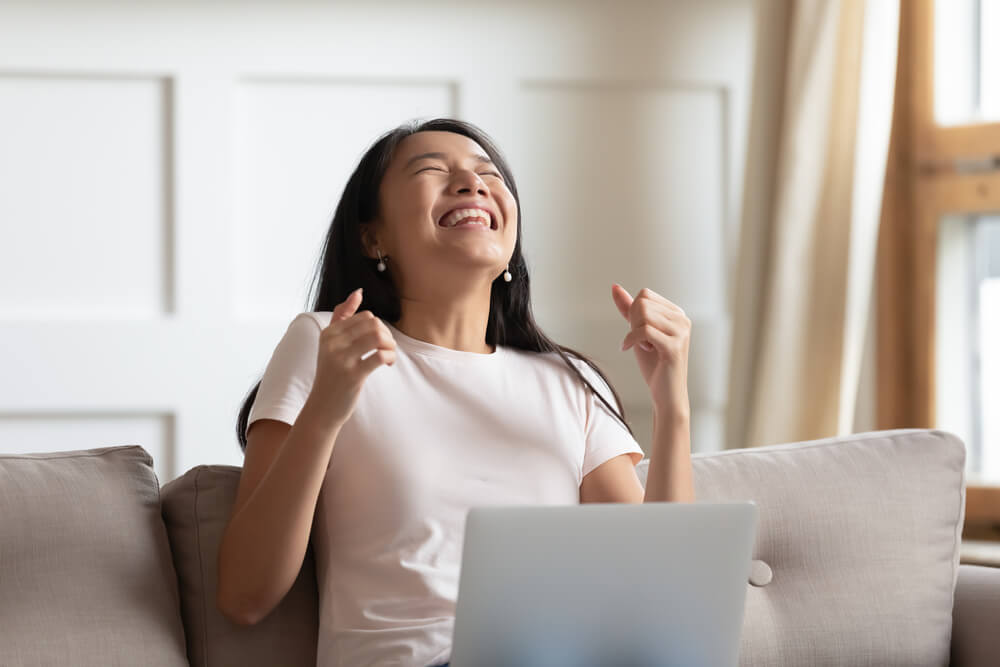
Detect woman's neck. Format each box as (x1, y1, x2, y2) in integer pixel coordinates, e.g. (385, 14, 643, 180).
(394, 284, 494, 354)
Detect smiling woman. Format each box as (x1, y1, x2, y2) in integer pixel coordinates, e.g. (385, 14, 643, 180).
(237, 119, 636, 443)
(221, 118, 691, 667)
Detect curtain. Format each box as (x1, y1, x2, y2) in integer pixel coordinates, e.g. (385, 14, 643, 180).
(725, 0, 900, 449)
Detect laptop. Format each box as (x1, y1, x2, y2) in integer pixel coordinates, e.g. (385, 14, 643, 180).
(449, 502, 758, 667)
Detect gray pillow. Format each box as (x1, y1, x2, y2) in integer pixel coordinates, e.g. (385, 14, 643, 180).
(160, 464, 319, 667)
(637, 428, 966, 667)
(0, 445, 189, 667)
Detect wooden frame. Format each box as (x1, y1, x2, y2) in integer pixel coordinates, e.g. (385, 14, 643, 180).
(965, 486, 1000, 542)
(878, 0, 1000, 549)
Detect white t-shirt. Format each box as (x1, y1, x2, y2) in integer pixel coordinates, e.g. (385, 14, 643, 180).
(246, 312, 645, 667)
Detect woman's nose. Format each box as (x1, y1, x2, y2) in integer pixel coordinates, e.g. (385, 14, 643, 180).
(450, 169, 488, 196)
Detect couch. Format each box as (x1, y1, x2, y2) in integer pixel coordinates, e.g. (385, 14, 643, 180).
(1, 428, 998, 666)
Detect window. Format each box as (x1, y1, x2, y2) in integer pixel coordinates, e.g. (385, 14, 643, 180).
(937, 215, 1000, 480)
(879, 0, 1000, 550)
(934, 0, 1000, 125)
(930, 0, 1000, 482)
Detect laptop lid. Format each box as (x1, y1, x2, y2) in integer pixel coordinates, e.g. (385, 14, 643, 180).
(450, 501, 758, 667)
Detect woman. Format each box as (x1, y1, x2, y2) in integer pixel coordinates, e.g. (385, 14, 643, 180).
(217, 118, 694, 667)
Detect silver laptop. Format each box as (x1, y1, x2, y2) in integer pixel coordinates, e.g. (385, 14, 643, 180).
(449, 502, 758, 667)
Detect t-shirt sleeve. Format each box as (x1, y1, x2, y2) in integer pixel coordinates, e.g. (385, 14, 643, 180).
(245, 313, 323, 441)
(573, 358, 646, 478)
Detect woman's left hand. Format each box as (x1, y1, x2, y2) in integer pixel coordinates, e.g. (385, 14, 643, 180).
(611, 284, 691, 418)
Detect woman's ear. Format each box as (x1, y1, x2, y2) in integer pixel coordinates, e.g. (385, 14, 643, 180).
(359, 223, 379, 259)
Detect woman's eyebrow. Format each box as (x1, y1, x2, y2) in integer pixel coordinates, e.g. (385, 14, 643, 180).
(403, 152, 494, 169)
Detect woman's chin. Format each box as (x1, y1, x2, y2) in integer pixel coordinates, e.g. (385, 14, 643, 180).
(428, 255, 507, 281)
(434, 243, 508, 265)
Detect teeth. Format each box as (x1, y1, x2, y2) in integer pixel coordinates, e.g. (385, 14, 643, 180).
(442, 208, 492, 228)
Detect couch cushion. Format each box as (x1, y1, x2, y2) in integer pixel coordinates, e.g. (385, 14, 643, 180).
(637, 428, 966, 667)
(0, 445, 189, 667)
(160, 465, 319, 667)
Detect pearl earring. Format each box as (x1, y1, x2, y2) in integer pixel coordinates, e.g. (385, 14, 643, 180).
(376, 249, 386, 272)
(503, 265, 512, 282)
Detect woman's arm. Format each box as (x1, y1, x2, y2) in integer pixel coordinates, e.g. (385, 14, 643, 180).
(580, 454, 644, 503)
(579, 284, 696, 504)
(216, 398, 342, 625)
(643, 409, 695, 502)
(579, 410, 694, 504)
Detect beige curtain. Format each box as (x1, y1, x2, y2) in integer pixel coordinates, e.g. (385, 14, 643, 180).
(725, 0, 900, 449)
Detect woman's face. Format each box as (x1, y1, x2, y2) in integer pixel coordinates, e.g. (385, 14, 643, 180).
(368, 130, 519, 294)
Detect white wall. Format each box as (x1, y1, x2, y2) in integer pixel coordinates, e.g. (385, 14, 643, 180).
(0, 0, 754, 483)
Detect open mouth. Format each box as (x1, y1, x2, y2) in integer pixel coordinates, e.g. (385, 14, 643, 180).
(437, 207, 497, 230)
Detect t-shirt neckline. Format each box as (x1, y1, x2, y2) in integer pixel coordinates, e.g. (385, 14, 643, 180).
(384, 320, 504, 362)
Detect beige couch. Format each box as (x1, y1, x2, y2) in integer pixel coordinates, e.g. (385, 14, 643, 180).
(1, 428, 997, 666)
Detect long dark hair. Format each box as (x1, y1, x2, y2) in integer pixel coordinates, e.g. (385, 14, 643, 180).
(235, 118, 632, 452)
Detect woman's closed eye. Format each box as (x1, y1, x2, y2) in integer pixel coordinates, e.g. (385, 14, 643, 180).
(416, 166, 501, 179)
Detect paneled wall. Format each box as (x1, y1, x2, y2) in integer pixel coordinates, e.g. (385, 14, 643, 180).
(0, 1, 754, 484)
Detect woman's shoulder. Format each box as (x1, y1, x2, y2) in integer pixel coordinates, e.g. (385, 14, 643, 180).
(505, 347, 593, 382)
(503, 346, 558, 365)
(519, 348, 615, 394)
(287, 311, 333, 332)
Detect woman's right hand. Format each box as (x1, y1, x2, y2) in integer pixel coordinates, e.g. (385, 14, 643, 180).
(309, 288, 396, 428)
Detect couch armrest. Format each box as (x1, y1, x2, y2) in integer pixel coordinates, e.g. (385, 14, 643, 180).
(951, 564, 1000, 666)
